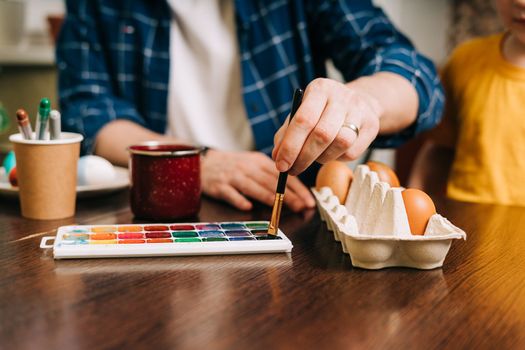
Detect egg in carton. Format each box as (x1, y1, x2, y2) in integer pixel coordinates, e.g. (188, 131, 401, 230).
(313, 162, 466, 270)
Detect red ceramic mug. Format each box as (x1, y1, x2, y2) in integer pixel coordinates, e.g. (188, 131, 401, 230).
(128, 143, 204, 220)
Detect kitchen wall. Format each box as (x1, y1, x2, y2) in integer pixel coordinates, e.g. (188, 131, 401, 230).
(375, 0, 451, 65)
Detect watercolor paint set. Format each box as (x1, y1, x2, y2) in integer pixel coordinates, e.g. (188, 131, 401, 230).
(40, 221, 293, 259)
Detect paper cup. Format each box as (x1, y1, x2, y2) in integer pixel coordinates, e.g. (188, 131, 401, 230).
(9, 133, 83, 220)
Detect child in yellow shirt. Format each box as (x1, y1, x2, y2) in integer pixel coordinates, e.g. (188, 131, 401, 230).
(410, 0, 525, 206)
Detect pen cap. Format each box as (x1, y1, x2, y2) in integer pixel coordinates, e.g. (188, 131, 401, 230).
(16, 109, 29, 122)
(39, 98, 51, 116)
(49, 110, 62, 140)
(36, 98, 51, 140)
(50, 110, 60, 120)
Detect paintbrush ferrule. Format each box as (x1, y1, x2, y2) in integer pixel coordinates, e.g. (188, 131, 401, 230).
(268, 193, 285, 235)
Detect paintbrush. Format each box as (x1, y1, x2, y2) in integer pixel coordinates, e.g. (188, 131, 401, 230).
(268, 88, 304, 235)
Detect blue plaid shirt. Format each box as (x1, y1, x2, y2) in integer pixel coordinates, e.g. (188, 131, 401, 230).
(57, 0, 443, 156)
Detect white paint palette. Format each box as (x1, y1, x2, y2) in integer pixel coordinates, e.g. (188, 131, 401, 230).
(40, 221, 293, 259)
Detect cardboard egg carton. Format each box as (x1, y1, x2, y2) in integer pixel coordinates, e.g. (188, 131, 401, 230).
(313, 165, 466, 270)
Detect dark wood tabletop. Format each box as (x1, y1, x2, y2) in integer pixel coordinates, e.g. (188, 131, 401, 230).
(0, 189, 524, 350)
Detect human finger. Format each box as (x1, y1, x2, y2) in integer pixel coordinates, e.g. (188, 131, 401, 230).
(339, 115, 379, 161)
(274, 85, 327, 172)
(317, 114, 360, 163)
(282, 185, 308, 212)
(286, 175, 315, 208)
(232, 173, 275, 207)
(215, 184, 253, 211)
(288, 100, 345, 175)
(247, 152, 281, 184)
(272, 115, 289, 160)
(256, 153, 313, 211)
(253, 156, 304, 211)
(253, 162, 281, 192)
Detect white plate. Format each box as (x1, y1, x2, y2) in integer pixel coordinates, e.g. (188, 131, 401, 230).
(0, 166, 129, 199)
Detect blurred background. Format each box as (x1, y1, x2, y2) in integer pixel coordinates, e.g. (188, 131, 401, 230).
(0, 0, 503, 182)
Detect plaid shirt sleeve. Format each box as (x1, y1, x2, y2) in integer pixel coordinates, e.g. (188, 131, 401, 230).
(56, 1, 147, 153)
(307, 0, 444, 148)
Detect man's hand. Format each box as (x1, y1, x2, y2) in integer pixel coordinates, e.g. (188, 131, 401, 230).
(272, 78, 383, 176)
(201, 149, 315, 212)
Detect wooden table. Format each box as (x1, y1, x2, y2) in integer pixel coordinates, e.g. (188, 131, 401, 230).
(1, 190, 524, 349)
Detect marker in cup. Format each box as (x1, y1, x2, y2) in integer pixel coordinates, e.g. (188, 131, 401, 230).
(49, 110, 61, 140)
(35, 98, 51, 140)
(16, 109, 33, 140)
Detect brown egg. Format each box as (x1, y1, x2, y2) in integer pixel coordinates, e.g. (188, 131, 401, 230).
(316, 161, 353, 204)
(402, 188, 436, 235)
(366, 161, 400, 187)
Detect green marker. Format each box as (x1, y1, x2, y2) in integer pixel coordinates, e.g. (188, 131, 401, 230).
(35, 98, 51, 140)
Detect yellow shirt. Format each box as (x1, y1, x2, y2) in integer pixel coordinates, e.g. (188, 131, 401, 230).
(433, 33, 525, 206)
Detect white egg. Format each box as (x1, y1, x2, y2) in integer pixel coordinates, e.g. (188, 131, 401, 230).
(77, 155, 116, 186)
